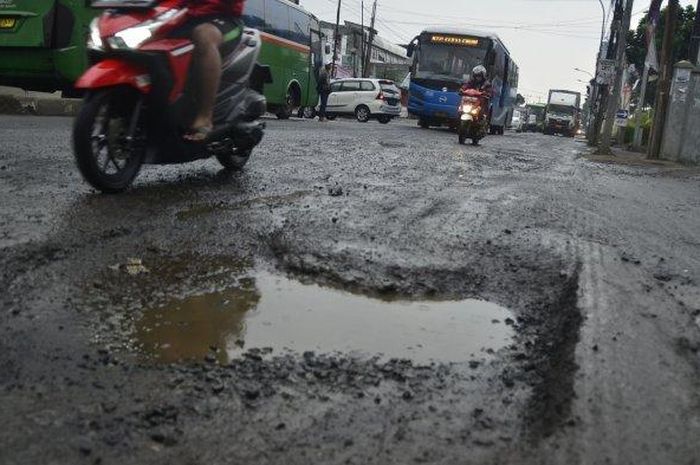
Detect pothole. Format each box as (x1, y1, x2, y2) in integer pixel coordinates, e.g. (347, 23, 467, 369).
(134, 271, 515, 364)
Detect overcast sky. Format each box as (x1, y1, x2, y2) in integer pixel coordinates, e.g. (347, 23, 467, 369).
(300, 0, 694, 103)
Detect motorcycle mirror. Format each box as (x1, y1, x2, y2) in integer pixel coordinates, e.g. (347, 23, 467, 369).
(406, 42, 415, 58)
(485, 50, 495, 67)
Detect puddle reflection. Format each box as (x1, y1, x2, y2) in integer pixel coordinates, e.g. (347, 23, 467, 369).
(136, 272, 515, 364)
(135, 281, 259, 364)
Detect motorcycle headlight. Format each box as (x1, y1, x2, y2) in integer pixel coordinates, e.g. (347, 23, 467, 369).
(461, 104, 473, 114)
(109, 9, 180, 50)
(87, 18, 104, 51)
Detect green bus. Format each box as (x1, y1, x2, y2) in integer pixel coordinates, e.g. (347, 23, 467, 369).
(0, 0, 325, 117)
(243, 0, 325, 118)
(0, 0, 96, 96)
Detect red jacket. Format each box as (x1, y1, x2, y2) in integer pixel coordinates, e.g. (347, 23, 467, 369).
(187, 0, 245, 17)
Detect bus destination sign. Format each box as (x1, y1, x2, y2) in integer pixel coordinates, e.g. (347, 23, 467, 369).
(430, 35, 480, 47)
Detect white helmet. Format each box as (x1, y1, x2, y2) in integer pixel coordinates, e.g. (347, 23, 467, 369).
(472, 65, 487, 80)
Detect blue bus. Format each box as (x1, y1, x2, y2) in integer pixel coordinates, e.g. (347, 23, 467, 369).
(407, 27, 519, 134)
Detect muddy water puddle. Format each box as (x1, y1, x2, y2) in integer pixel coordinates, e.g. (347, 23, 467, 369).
(136, 272, 515, 364)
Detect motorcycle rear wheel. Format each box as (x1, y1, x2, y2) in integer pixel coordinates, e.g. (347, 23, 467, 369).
(73, 88, 145, 194)
(216, 146, 251, 171)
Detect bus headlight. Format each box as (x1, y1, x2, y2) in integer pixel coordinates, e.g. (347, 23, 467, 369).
(87, 18, 104, 51)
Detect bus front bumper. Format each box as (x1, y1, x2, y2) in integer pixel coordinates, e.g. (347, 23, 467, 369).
(408, 100, 458, 123)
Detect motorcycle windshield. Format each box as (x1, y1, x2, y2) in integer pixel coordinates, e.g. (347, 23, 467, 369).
(91, 0, 158, 9)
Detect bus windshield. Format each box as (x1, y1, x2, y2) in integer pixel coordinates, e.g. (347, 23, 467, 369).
(415, 42, 489, 87)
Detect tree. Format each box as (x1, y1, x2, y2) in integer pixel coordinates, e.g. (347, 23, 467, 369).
(626, 4, 696, 106)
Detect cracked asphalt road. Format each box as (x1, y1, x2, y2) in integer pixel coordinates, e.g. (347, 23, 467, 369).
(1, 115, 699, 464)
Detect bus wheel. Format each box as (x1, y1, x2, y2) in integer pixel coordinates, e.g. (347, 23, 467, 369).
(276, 86, 300, 120)
(303, 106, 317, 119)
(418, 118, 430, 129)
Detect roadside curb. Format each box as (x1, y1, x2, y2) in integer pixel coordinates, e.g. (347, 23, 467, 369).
(0, 94, 81, 117)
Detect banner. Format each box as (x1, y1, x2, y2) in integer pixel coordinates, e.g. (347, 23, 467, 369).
(644, 0, 663, 71)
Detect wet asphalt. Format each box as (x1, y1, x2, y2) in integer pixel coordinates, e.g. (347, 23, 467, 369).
(1, 115, 699, 464)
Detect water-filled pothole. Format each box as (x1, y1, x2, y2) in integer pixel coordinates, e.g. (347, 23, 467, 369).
(135, 272, 515, 364)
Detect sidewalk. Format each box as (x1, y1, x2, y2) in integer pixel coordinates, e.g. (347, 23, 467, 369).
(584, 145, 698, 171)
(0, 87, 81, 116)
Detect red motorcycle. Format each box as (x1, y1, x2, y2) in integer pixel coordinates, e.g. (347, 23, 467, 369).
(457, 88, 490, 146)
(73, 0, 271, 193)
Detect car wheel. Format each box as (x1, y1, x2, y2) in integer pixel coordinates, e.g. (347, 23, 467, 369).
(377, 115, 391, 124)
(355, 105, 370, 123)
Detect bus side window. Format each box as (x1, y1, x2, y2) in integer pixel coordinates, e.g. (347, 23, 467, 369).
(265, 0, 291, 40)
(242, 0, 265, 29)
(290, 8, 310, 45)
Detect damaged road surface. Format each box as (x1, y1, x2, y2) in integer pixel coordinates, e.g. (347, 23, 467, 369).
(1, 115, 699, 464)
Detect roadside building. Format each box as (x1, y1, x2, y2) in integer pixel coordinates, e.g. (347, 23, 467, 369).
(320, 20, 410, 82)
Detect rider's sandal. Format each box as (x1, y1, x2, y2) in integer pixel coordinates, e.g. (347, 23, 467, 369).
(183, 126, 213, 142)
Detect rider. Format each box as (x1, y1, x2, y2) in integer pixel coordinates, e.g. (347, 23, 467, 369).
(176, 0, 246, 141)
(460, 65, 492, 96)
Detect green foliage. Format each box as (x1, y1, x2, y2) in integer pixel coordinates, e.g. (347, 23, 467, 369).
(625, 4, 696, 107)
(626, 4, 696, 71)
(623, 109, 653, 145)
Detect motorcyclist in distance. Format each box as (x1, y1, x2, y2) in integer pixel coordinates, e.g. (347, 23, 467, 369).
(175, 0, 246, 142)
(460, 65, 492, 96)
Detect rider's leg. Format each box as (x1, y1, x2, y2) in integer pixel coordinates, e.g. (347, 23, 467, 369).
(187, 23, 223, 139)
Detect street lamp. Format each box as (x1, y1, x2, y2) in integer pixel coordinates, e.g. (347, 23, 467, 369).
(574, 67, 594, 78)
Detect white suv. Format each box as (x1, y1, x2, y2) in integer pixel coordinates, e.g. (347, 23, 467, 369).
(323, 78, 402, 123)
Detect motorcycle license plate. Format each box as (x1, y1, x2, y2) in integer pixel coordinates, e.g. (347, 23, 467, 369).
(0, 17, 16, 29)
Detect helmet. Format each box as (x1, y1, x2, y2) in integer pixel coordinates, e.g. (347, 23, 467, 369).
(472, 65, 487, 80)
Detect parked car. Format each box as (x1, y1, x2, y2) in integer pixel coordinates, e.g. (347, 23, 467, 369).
(511, 109, 524, 132)
(323, 78, 401, 123)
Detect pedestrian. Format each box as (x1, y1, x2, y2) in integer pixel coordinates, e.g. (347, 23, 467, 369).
(317, 63, 332, 122)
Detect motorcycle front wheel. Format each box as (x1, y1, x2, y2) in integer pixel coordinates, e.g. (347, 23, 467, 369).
(73, 88, 145, 194)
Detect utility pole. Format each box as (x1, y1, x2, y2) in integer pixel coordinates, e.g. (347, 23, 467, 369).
(332, 0, 342, 78)
(360, 0, 365, 77)
(363, 0, 377, 79)
(590, 0, 620, 147)
(632, 61, 651, 149)
(587, 0, 606, 143)
(648, 0, 680, 159)
(599, 0, 634, 155)
(633, 0, 662, 150)
(586, 0, 608, 146)
(690, 0, 700, 65)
